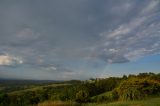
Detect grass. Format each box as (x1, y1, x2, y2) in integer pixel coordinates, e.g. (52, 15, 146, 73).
(37, 97, 160, 106)
(84, 97, 160, 106)
(9, 83, 70, 95)
(91, 91, 113, 99)
(37, 101, 80, 106)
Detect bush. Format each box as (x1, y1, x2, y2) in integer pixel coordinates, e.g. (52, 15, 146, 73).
(0, 93, 10, 106)
(91, 90, 118, 103)
(116, 77, 160, 101)
(75, 90, 89, 103)
(118, 87, 144, 100)
(96, 96, 108, 102)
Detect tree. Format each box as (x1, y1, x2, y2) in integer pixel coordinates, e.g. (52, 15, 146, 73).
(122, 75, 127, 79)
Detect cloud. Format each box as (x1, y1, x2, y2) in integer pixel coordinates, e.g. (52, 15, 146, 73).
(0, 0, 160, 79)
(0, 55, 23, 66)
(95, 0, 160, 64)
(140, 0, 159, 15)
(15, 27, 40, 41)
(124, 48, 154, 60)
(101, 17, 146, 38)
(45, 66, 57, 71)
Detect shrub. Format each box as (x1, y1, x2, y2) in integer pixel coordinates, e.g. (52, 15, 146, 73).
(116, 77, 160, 101)
(75, 90, 89, 103)
(0, 93, 10, 106)
(91, 90, 118, 103)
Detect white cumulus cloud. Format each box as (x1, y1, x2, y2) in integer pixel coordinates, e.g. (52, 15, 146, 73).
(0, 55, 23, 66)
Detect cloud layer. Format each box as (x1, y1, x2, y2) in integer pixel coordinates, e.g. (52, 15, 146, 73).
(0, 0, 160, 79)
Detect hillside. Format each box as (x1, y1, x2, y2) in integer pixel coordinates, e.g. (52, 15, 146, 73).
(0, 72, 160, 106)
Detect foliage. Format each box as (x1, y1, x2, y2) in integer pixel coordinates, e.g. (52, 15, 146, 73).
(91, 90, 118, 103)
(0, 72, 159, 105)
(0, 93, 10, 106)
(75, 90, 90, 103)
(116, 77, 160, 101)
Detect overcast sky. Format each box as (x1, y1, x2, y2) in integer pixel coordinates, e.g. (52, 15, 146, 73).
(0, 0, 160, 80)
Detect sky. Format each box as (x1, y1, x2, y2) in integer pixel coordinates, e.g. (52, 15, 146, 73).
(0, 0, 160, 80)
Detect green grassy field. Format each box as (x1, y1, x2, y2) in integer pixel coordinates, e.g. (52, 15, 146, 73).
(9, 83, 70, 95)
(37, 97, 160, 106)
(85, 97, 160, 106)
